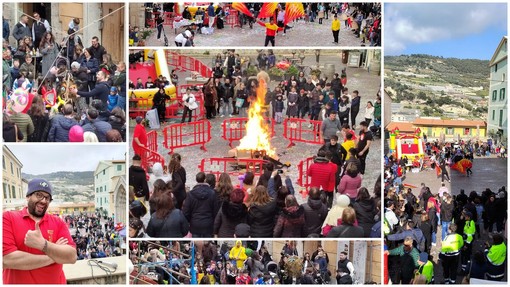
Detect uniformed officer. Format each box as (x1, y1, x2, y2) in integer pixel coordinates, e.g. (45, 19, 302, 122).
(417, 252, 434, 284)
(485, 234, 506, 281)
(440, 223, 464, 284)
(461, 210, 475, 272)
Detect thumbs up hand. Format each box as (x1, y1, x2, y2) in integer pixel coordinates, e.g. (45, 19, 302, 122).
(24, 221, 46, 251)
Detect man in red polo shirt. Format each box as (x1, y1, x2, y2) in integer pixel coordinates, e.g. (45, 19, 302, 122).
(3, 178, 77, 284)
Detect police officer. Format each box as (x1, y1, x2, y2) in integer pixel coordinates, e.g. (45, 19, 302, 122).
(417, 252, 434, 284)
(461, 210, 475, 273)
(440, 223, 463, 284)
(485, 234, 506, 281)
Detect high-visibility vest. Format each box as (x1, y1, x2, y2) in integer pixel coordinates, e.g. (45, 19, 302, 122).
(487, 242, 506, 266)
(441, 233, 463, 255)
(418, 260, 434, 284)
(383, 217, 390, 235)
(463, 220, 475, 244)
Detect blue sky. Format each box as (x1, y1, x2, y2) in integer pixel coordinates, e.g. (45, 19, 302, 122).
(385, 3, 507, 60)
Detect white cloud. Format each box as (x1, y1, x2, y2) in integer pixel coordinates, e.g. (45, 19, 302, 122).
(6, 144, 126, 175)
(385, 3, 507, 55)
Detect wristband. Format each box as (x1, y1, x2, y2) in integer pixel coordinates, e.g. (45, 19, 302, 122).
(42, 240, 48, 253)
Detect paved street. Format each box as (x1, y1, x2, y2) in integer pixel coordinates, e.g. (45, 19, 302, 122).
(145, 17, 373, 47)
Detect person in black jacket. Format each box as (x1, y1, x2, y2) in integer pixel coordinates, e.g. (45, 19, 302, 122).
(214, 188, 248, 237)
(182, 172, 219, 237)
(247, 185, 277, 237)
(129, 154, 150, 205)
(152, 86, 170, 123)
(147, 191, 189, 237)
(73, 70, 110, 106)
(301, 187, 328, 237)
(352, 187, 376, 237)
(168, 153, 187, 210)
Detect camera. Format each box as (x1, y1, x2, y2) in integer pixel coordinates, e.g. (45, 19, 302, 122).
(277, 169, 284, 174)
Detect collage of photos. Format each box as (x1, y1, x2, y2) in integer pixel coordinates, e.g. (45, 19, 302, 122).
(0, 1, 507, 286)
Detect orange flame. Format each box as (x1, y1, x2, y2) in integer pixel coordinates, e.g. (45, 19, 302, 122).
(237, 77, 276, 157)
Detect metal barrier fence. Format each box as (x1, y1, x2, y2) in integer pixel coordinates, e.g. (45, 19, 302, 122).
(283, 118, 323, 148)
(165, 84, 205, 121)
(221, 117, 275, 148)
(165, 51, 212, 78)
(162, 120, 212, 154)
(198, 157, 266, 179)
(297, 156, 314, 195)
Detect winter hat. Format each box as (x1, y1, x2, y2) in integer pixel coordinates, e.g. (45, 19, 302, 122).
(71, 61, 81, 70)
(419, 252, 428, 262)
(26, 179, 53, 199)
(235, 223, 251, 237)
(69, 125, 84, 142)
(110, 86, 118, 93)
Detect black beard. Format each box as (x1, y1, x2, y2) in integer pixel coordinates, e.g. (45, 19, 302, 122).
(28, 200, 47, 218)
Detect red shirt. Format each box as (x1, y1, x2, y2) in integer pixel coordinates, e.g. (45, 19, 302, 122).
(258, 21, 282, 37)
(132, 123, 148, 156)
(3, 207, 76, 284)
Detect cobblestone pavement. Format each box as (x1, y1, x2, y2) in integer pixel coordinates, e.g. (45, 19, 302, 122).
(144, 17, 373, 47)
(129, 51, 382, 205)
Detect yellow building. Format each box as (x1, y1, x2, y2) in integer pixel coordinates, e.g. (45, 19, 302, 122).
(47, 202, 95, 215)
(2, 146, 24, 209)
(413, 118, 486, 140)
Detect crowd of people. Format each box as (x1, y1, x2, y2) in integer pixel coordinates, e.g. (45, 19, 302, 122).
(65, 213, 125, 260)
(129, 50, 381, 130)
(3, 12, 126, 142)
(130, 240, 361, 285)
(383, 139, 507, 284)
(134, 3, 381, 47)
(129, 133, 381, 239)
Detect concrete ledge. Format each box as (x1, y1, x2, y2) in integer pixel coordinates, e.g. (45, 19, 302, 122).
(64, 256, 126, 284)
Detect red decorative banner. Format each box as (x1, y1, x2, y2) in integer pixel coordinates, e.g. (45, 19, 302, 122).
(284, 3, 305, 25)
(258, 2, 278, 19)
(232, 2, 254, 18)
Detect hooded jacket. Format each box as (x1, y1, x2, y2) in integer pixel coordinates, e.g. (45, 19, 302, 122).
(129, 165, 149, 201)
(182, 183, 218, 237)
(301, 198, 328, 236)
(273, 205, 305, 237)
(146, 209, 189, 238)
(48, 115, 78, 142)
(214, 201, 248, 237)
(248, 200, 277, 238)
(82, 119, 112, 142)
(353, 198, 376, 237)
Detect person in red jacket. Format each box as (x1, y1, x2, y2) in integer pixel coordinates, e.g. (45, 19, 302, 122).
(307, 149, 336, 209)
(257, 18, 283, 47)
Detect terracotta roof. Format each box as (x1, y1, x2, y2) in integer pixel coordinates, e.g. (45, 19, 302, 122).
(386, 122, 415, 133)
(413, 118, 486, 127)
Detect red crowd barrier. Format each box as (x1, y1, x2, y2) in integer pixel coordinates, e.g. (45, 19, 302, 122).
(147, 130, 159, 153)
(297, 156, 314, 194)
(221, 117, 275, 148)
(165, 51, 212, 78)
(283, 118, 323, 148)
(139, 146, 165, 174)
(198, 157, 266, 179)
(165, 84, 205, 121)
(225, 10, 240, 28)
(162, 120, 211, 154)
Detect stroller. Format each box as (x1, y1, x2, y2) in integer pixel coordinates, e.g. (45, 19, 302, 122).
(266, 261, 279, 284)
